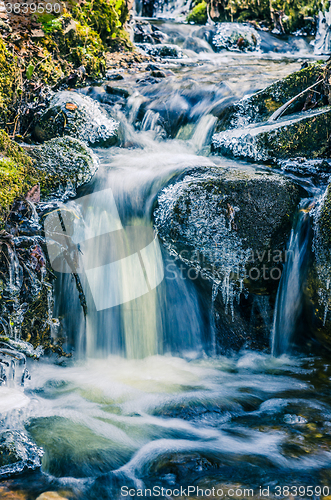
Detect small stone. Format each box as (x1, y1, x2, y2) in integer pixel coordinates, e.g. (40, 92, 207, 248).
(65, 102, 78, 111)
(151, 70, 166, 78)
(31, 29, 45, 38)
(36, 493, 68, 500)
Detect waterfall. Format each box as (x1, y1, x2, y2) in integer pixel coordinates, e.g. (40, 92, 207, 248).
(314, 6, 331, 55)
(271, 200, 313, 356)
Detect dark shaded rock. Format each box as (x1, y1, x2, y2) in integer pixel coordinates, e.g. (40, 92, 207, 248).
(27, 137, 98, 200)
(136, 43, 183, 59)
(105, 85, 131, 98)
(136, 76, 160, 86)
(105, 72, 124, 81)
(33, 91, 119, 147)
(215, 63, 325, 130)
(212, 107, 331, 162)
(150, 70, 166, 78)
(134, 21, 167, 44)
(154, 165, 300, 350)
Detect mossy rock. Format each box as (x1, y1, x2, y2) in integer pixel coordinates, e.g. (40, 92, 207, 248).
(0, 430, 42, 477)
(0, 130, 38, 218)
(0, 38, 19, 127)
(33, 91, 119, 146)
(212, 106, 331, 162)
(187, 1, 208, 25)
(154, 165, 300, 350)
(214, 63, 325, 132)
(27, 137, 98, 199)
(306, 185, 331, 350)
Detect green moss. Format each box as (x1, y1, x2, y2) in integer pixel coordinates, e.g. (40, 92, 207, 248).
(0, 38, 19, 127)
(187, 1, 208, 24)
(0, 131, 38, 218)
(216, 63, 326, 132)
(38, 13, 106, 78)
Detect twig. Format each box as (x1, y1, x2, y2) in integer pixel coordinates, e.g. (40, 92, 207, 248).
(269, 79, 323, 122)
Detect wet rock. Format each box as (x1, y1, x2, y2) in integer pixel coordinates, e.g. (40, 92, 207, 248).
(154, 165, 300, 350)
(105, 85, 131, 98)
(151, 70, 166, 78)
(105, 72, 124, 81)
(33, 91, 119, 147)
(27, 137, 98, 200)
(144, 94, 190, 137)
(215, 63, 325, 131)
(183, 35, 213, 53)
(212, 22, 261, 53)
(136, 43, 183, 59)
(36, 493, 68, 500)
(0, 430, 42, 478)
(212, 107, 331, 162)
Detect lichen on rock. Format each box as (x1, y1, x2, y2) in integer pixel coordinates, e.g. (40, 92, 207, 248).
(33, 90, 119, 146)
(212, 106, 331, 162)
(27, 137, 99, 200)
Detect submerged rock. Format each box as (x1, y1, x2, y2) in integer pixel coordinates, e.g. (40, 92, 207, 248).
(27, 137, 98, 200)
(212, 22, 261, 53)
(136, 43, 184, 58)
(212, 106, 331, 162)
(154, 165, 300, 350)
(33, 91, 119, 147)
(214, 63, 325, 131)
(0, 430, 42, 478)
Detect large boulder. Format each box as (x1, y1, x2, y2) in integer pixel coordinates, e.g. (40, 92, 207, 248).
(214, 63, 325, 130)
(212, 106, 331, 162)
(27, 136, 98, 200)
(33, 91, 119, 147)
(154, 165, 300, 350)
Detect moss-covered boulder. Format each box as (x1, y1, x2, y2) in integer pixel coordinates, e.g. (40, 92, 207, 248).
(214, 63, 325, 131)
(27, 137, 98, 200)
(33, 91, 119, 146)
(0, 130, 38, 218)
(187, 1, 208, 25)
(306, 185, 331, 350)
(154, 165, 300, 350)
(212, 106, 331, 162)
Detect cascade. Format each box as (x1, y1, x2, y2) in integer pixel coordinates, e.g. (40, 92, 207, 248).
(271, 200, 313, 356)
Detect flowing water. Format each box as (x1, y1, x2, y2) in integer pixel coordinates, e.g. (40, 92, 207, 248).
(2, 19, 331, 500)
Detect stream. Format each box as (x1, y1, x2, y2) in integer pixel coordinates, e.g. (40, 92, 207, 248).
(2, 18, 331, 500)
